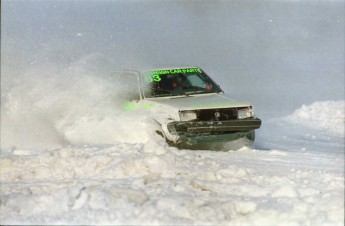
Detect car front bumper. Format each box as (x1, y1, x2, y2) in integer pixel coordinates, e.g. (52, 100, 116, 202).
(167, 118, 261, 146)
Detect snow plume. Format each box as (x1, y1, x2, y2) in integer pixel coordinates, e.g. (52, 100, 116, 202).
(1, 54, 150, 150)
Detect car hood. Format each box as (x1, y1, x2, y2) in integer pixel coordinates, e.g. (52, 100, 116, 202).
(146, 93, 251, 111)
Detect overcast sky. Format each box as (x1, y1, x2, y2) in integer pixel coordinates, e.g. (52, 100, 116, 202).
(2, 0, 344, 115)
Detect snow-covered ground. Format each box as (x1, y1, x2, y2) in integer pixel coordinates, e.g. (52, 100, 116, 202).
(1, 101, 344, 225)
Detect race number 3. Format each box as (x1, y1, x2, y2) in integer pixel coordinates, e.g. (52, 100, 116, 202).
(145, 74, 161, 82)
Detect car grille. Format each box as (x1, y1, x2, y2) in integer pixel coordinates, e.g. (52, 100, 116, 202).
(196, 108, 238, 121)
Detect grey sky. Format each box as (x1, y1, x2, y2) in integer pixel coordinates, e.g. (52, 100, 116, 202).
(2, 0, 344, 116)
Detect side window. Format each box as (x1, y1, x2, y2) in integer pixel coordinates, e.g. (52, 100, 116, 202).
(187, 74, 206, 88)
(117, 71, 141, 101)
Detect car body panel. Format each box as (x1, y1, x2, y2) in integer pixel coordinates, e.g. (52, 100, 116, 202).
(144, 93, 251, 111)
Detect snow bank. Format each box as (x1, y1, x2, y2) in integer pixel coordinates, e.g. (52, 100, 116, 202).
(285, 100, 344, 137)
(257, 100, 345, 153)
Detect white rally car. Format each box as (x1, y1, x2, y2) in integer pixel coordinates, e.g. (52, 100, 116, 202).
(120, 67, 261, 150)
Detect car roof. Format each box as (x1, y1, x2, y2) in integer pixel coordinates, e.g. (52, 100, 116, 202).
(143, 66, 201, 72)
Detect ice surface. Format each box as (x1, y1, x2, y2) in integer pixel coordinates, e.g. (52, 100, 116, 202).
(1, 0, 344, 225)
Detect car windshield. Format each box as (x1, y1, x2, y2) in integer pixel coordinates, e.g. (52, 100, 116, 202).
(143, 68, 223, 98)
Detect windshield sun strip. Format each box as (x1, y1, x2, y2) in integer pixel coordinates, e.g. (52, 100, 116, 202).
(142, 69, 222, 98)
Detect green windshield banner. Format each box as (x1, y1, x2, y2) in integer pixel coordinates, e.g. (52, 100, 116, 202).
(149, 68, 202, 75)
(145, 68, 201, 75)
(144, 68, 202, 82)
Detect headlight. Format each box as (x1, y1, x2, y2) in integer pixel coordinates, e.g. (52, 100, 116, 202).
(237, 107, 254, 119)
(179, 110, 197, 121)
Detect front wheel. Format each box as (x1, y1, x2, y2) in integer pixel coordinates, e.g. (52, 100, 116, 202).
(155, 130, 176, 147)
